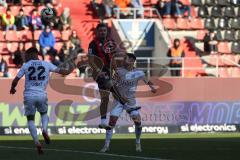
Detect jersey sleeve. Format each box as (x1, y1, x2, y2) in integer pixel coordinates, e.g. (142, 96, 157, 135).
(48, 62, 60, 73)
(16, 64, 26, 79)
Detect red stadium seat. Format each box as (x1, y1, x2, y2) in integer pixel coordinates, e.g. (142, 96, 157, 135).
(34, 30, 42, 40)
(196, 30, 207, 41)
(162, 18, 176, 30)
(218, 67, 229, 77)
(6, 31, 18, 41)
(23, 6, 34, 15)
(176, 18, 191, 30)
(52, 30, 61, 41)
(7, 42, 18, 53)
(10, 6, 21, 16)
(218, 42, 231, 54)
(222, 54, 235, 66)
(8, 68, 18, 78)
(231, 67, 240, 77)
(38, 6, 45, 15)
(61, 30, 71, 41)
(0, 31, 5, 41)
(25, 42, 33, 50)
(0, 6, 6, 14)
(209, 54, 224, 66)
(0, 43, 8, 54)
(18, 30, 33, 41)
(190, 18, 204, 29)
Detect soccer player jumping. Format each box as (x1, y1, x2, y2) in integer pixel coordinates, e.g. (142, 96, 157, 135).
(100, 53, 157, 153)
(9, 47, 76, 154)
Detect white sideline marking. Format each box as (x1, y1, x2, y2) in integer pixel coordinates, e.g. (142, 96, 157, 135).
(0, 145, 168, 160)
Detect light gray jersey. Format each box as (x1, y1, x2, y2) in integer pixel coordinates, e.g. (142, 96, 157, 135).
(17, 60, 59, 97)
(115, 67, 145, 105)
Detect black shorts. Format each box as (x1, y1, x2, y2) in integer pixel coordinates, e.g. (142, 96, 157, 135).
(96, 74, 111, 90)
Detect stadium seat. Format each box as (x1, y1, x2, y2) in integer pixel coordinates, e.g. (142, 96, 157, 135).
(18, 30, 33, 41)
(162, 18, 176, 30)
(23, 6, 34, 15)
(231, 42, 240, 54)
(61, 30, 71, 41)
(196, 30, 207, 40)
(198, 6, 209, 18)
(204, 0, 216, 6)
(52, 30, 61, 41)
(0, 43, 8, 54)
(38, 6, 46, 15)
(34, 30, 42, 40)
(218, 67, 229, 77)
(211, 6, 222, 18)
(209, 54, 224, 66)
(0, 6, 6, 14)
(231, 67, 240, 77)
(25, 42, 33, 50)
(218, 0, 231, 6)
(204, 18, 216, 30)
(191, 0, 203, 6)
(0, 31, 5, 41)
(190, 18, 204, 29)
(10, 6, 21, 16)
(7, 42, 19, 53)
(176, 18, 191, 30)
(230, 0, 240, 6)
(230, 18, 240, 29)
(222, 54, 235, 66)
(218, 42, 231, 54)
(224, 30, 236, 41)
(236, 30, 240, 41)
(223, 6, 236, 18)
(5, 31, 18, 41)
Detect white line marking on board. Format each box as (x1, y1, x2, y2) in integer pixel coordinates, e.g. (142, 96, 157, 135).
(0, 145, 169, 160)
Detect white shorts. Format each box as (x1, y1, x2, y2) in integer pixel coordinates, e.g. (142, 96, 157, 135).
(24, 96, 48, 116)
(110, 101, 140, 117)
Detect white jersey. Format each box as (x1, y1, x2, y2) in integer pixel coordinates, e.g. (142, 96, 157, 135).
(17, 60, 59, 97)
(115, 67, 145, 106)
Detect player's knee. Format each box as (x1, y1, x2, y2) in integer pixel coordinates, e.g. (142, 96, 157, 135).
(27, 115, 35, 121)
(132, 115, 141, 127)
(109, 116, 118, 127)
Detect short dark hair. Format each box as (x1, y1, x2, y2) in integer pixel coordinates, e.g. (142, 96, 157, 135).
(126, 53, 136, 61)
(25, 47, 39, 55)
(96, 23, 108, 30)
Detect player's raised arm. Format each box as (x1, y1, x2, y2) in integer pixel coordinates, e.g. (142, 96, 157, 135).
(142, 77, 157, 93)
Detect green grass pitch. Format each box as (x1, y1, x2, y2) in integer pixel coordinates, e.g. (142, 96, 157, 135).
(0, 133, 240, 160)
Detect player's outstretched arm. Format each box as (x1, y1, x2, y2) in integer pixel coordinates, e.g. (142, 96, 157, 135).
(143, 78, 157, 93)
(10, 77, 20, 94)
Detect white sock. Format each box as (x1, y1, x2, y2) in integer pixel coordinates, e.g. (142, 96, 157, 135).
(41, 114, 49, 133)
(28, 120, 39, 145)
(105, 129, 113, 147)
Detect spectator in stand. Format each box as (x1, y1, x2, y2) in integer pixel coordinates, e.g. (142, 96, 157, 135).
(0, 54, 9, 77)
(103, 0, 115, 18)
(131, 0, 144, 17)
(12, 42, 24, 67)
(15, 9, 30, 31)
(30, 9, 44, 30)
(167, 38, 185, 77)
(203, 30, 218, 55)
(0, 0, 7, 8)
(2, 8, 16, 31)
(58, 7, 71, 31)
(114, 0, 132, 17)
(49, 53, 61, 66)
(39, 25, 57, 60)
(43, 3, 58, 29)
(157, 0, 191, 18)
(59, 40, 76, 62)
(69, 30, 83, 52)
